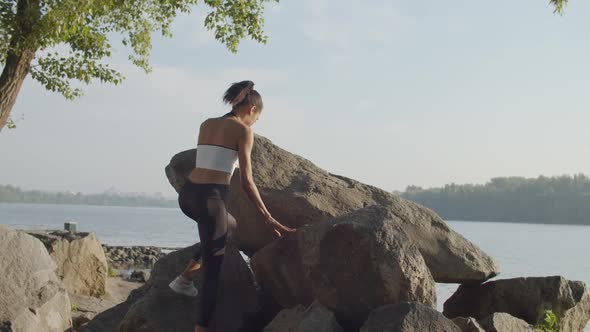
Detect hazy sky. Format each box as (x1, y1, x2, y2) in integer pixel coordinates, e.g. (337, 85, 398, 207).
(1, 0, 589, 198)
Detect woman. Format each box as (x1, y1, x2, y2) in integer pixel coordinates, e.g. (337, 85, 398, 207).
(169, 81, 295, 332)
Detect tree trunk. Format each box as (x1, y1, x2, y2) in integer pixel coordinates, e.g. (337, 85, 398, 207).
(0, 0, 41, 131)
(0, 49, 35, 131)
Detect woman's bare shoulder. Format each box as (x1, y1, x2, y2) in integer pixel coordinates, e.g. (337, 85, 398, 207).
(200, 116, 223, 129)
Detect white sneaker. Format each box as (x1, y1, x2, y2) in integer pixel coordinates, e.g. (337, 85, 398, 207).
(168, 276, 198, 297)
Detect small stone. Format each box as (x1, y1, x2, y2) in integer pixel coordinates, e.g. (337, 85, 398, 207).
(452, 317, 485, 332)
(129, 270, 150, 283)
(478, 313, 534, 332)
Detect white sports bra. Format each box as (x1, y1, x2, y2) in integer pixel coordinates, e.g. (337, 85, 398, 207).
(195, 144, 239, 174)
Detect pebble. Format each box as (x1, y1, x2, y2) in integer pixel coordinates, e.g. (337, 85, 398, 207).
(101, 245, 175, 270)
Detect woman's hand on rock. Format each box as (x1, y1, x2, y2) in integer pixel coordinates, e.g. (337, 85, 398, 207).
(265, 215, 295, 237)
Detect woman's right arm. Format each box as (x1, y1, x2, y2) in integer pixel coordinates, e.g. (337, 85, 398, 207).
(238, 127, 294, 235)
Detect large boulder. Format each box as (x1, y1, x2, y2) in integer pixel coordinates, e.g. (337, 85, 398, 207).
(118, 242, 273, 332)
(443, 276, 590, 332)
(251, 205, 436, 330)
(28, 230, 108, 297)
(0, 225, 72, 332)
(263, 301, 343, 332)
(478, 313, 534, 332)
(359, 302, 461, 332)
(117, 243, 202, 332)
(165, 135, 499, 283)
(210, 243, 276, 332)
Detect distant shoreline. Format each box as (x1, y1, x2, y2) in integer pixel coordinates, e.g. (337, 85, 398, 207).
(402, 174, 590, 227)
(3, 201, 588, 228)
(4, 174, 589, 226)
(0, 201, 178, 209)
(0, 184, 177, 208)
(443, 218, 589, 227)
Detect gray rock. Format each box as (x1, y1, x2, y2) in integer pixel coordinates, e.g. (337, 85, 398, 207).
(478, 313, 534, 332)
(78, 287, 147, 332)
(117, 244, 201, 332)
(28, 230, 108, 297)
(296, 302, 344, 332)
(360, 302, 461, 332)
(70, 292, 125, 330)
(264, 301, 343, 332)
(251, 205, 436, 330)
(0, 225, 72, 332)
(70, 293, 119, 319)
(452, 317, 485, 332)
(263, 305, 306, 332)
(165, 135, 500, 283)
(210, 243, 277, 332)
(443, 276, 590, 332)
(118, 243, 274, 332)
(103, 245, 165, 270)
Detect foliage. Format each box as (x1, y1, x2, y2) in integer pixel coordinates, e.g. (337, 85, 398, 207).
(550, 0, 568, 14)
(70, 303, 78, 312)
(5, 113, 23, 129)
(0, 184, 177, 207)
(1, 0, 278, 99)
(402, 174, 590, 225)
(535, 310, 559, 332)
(0, 0, 569, 104)
(6, 117, 16, 129)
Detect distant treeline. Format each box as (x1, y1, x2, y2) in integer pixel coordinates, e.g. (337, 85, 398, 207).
(402, 174, 590, 225)
(0, 185, 177, 208)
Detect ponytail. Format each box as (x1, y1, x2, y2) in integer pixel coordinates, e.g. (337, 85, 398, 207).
(223, 80, 263, 111)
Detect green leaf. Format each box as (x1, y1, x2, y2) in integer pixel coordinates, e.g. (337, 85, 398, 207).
(550, 0, 568, 15)
(2, 0, 279, 100)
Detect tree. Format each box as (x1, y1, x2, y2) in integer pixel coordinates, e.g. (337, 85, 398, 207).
(0, 0, 277, 131)
(401, 174, 590, 225)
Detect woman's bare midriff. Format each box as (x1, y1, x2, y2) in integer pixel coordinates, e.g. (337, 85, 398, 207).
(188, 168, 233, 185)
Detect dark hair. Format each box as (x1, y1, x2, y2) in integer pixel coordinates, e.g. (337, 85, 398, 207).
(223, 80, 263, 112)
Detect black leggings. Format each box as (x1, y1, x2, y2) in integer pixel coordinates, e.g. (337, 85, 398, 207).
(178, 182, 229, 328)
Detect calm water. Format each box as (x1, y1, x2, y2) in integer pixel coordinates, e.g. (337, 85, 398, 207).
(1, 203, 589, 329)
(0, 203, 197, 248)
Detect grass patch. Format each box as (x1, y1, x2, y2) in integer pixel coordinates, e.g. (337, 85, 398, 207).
(535, 310, 558, 332)
(108, 266, 120, 277)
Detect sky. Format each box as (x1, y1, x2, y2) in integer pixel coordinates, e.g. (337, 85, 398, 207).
(1, 0, 589, 198)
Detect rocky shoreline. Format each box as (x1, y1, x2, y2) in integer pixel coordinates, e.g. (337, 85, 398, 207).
(2, 135, 589, 332)
(101, 245, 176, 270)
(25, 230, 173, 272)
